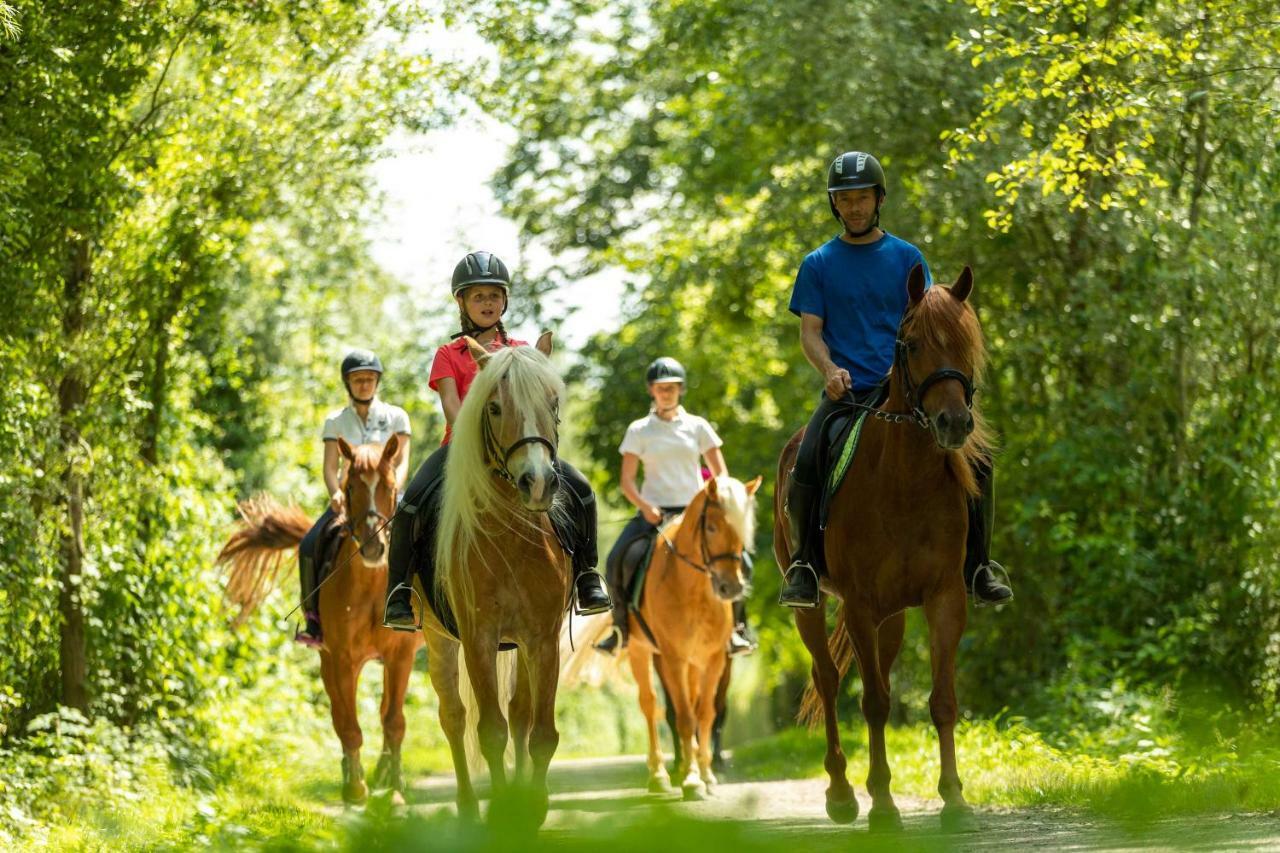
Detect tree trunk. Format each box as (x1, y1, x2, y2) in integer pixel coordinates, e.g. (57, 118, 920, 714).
(58, 234, 91, 713)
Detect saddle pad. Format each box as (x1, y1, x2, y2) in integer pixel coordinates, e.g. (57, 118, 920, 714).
(625, 534, 660, 611)
(317, 516, 347, 587)
(819, 409, 870, 530)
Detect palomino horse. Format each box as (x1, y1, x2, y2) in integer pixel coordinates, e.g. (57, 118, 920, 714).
(220, 434, 423, 805)
(626, 475, 761, 799)
(774, 265, 992, 831)
(417, 333, 571, 826)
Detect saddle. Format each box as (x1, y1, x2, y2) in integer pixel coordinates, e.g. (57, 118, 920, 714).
(405, 469, 580, 651)
(316, 515, 348, 586)
(623, 530, 661, 611)
(816, 382, 891, 530)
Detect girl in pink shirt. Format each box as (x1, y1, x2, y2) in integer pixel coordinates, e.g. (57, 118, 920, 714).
(382, 252, 611, 629)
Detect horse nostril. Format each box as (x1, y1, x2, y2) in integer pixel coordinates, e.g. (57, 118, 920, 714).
(518, 472, 535, 494)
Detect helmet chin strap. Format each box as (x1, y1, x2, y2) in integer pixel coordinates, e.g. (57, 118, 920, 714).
(834, 193, 883, 238)
(346, 380, 377, 406)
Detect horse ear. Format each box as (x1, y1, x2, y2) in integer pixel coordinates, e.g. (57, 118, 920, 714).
(464, 336, 490, 370)
(535, 331, 553, 356)
(906, 263, 927, 304)
(706, 476, 719, 498)
(951, 266, 974, 303)
(379, 433, 400, 469)
(744, 475, 763, 496)
(336, 437, 356, 461)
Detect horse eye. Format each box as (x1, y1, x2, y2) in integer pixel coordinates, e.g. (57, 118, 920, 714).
(707, 522, 719, 534)
(488, 401, 501, 417)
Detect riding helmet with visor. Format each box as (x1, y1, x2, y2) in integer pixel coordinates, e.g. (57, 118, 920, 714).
(646, 357, 686, 385)
(827, 151, 886, 231)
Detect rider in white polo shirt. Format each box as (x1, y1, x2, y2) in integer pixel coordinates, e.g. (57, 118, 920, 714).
(295, 349, 411, 646)
(595, 357, 756, 657)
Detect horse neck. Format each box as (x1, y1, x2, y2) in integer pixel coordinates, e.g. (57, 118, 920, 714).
(877, 377, 954, 486)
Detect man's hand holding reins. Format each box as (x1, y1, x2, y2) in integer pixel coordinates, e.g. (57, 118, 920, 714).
(824, 366, 852, 401)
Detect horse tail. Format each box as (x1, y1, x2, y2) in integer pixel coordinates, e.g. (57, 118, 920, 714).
(458, 647, 519, 777)
(797, 602, 855, 729)
(558, 612, 621, 687)
(218, 494, 312, 625)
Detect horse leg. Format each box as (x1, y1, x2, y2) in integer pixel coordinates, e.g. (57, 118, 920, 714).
(925, 589, 977, 832)
(508, 650, 534, 786)
(657, 655, 700, 801)
(523, 636, 561, 828)
(839, 606, 900, 831)
(462, 641, 509, 794)
(324, 653, 368, 806)
(374, 646, 414, 805)
(710, 655, 731, 772)
(794, 606, 857, 824)
(425, 633, 478, 821)
(695, 651, 727, 790)
(627, 643, 670, 793)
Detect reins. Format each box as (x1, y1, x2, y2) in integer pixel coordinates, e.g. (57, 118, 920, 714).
(657, 497, 744, 578)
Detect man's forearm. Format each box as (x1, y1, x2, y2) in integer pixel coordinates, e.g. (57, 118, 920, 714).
(800, 329, 838, 378)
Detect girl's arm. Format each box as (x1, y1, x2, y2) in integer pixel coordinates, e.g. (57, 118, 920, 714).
(703, 446, 728, 478)
(323, 440, 344, 514)
(437, 377, 462, 425)
(621, 452, 662, 524)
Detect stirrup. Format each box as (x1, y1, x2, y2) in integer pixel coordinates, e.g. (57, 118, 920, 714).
(573, 573, 612, 616)
(969, 560, 1013, 609)
(382, 582, 425, 632)
(778, 561, 821, 610)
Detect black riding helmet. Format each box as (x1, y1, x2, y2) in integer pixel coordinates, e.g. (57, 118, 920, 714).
(341, 349, 383, 403)
(646, 357, 686, 385)
(827, 151, 887, 230)
(451, 251, 512, 296)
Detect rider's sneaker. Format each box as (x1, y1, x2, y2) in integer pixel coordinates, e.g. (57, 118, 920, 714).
(728, 625, 757, 657)
(295, 613, 323, 648)
(574, 571, 612, 616)
(382, 595, 419, 632)
(594, 626, 624, 657)
(778, 561, 820, 609)
(970, 561, 1013, 607)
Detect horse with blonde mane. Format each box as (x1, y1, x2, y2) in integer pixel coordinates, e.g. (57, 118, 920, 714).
(624, 474, 761, 799)
(414, 333, 572, 826)
(774, 265, 993, 831)
(219, 434, 423, 805)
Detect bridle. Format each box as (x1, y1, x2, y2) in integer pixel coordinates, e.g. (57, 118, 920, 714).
(659, 496, 745, 579)
(340, 472, 393, 538)
(838, 307, 976, 430)
(480, 400, 560, 489)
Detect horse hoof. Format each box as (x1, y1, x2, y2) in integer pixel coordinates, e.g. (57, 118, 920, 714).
(682, 781, 707, 801)
(941, 804, 979, 833)
(868, 806, 903, 832)
(343, 782, 368, 806)
(648, 775, 673, 794)
(825, 794, 859, 825)
(389, 789, 406, 809)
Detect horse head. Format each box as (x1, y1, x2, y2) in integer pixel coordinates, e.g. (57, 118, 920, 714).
(465, 331, 562, 512)
(896, 265, 986, 451)
(691, 475, 762, 601)
(336, 434, 400, 566)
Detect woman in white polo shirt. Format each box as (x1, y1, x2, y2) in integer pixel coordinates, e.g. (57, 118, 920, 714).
(594, 357, 755, 657)
(295, 349, 411, 646)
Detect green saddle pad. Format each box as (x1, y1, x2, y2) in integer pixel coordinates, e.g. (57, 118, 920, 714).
(822, 409, 870, 523)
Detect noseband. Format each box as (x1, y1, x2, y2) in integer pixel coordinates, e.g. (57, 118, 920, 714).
(481, 408, 559, 486)
(660, 497, 744, 579)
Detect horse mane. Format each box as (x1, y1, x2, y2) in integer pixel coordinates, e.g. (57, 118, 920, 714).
(901, 285, 996, 495)
(713, 476, 756, 552)
(435, 346, 568, 612)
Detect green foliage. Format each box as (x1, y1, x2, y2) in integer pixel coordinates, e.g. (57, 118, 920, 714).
(461, 0, 1280, 722)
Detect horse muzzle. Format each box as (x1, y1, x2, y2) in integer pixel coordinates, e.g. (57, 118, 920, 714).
(930, 407, 974, 450)
(515, 465, 559, 512)
(713, 575, 745, 602)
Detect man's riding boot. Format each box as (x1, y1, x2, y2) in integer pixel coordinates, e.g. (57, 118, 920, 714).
(779, 477, 821, 609)
(729, 599, 757, 656)
(295, 555, 323, 646)
(382, 507, 420, 631)
(964, 468, 1013, 607)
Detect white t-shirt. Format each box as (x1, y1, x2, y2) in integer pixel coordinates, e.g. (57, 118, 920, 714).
(321, 399, 411, 447)
(619, 406, 722, 508)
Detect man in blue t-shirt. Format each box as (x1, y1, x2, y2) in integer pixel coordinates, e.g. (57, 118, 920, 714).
(778, 151, 1014, 609)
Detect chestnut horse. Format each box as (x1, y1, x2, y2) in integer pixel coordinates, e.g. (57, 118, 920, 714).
(774, 265, 992, 832)
(419, 333, 571, 827)
(626, 475, 760, 799)
(220, 434, 423, 805)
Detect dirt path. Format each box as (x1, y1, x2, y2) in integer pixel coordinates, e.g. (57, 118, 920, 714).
(404, 755, 1280, 851)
